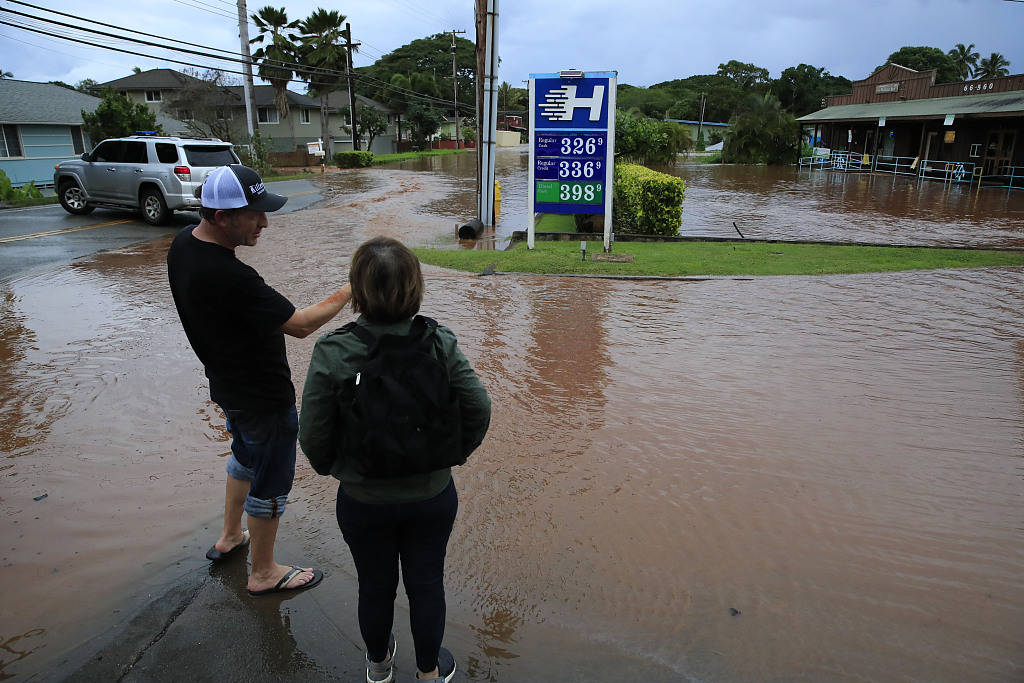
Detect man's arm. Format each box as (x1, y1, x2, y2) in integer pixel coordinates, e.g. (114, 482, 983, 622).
(280, 284, 352, 339)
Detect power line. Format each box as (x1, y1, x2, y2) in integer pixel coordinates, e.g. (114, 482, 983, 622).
(0, 17, 473, 112)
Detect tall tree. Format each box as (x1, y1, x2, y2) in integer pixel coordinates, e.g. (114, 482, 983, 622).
(723, 93, 798, 165)
(163, 68, 239, 141)
(879, 46, 959, 83)
(716, 60, 770, 90)
(250, 6, 301, 119)
(947, 43, 979, 80)
(359, 33, 475, 105)
(977, 53, 1011, 79)
(1, 68, 13, 79)
(297, 9, 348, 149)
(774, 64, 851, 116)
(355, 105, 387, 150)
(81, 89, 162, 142)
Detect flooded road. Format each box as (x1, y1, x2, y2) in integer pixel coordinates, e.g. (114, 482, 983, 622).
(1, 151, 1023, 680)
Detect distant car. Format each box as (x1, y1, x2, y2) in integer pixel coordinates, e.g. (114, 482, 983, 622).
(53, 135, 240, 225)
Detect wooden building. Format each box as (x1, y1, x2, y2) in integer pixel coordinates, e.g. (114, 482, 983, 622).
(798, 64, 1023, 179)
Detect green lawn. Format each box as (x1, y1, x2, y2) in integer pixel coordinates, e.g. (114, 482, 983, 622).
(1, 196, 59, 208)
(414, 240, 1024, 277)
(372, 149, 473, 164)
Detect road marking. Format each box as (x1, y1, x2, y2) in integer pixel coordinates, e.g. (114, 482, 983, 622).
(0, 218, 134, 244)
(285, 189, 318, 197)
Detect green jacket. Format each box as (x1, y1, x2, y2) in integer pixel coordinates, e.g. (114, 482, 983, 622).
(299, 315, 491, 503)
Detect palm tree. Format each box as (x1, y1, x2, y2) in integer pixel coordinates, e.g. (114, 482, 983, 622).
(297, 9, 349, 150)
(0, 68, 13, 79)
(977, 53, 1011, 80)
(250, 6, 301, 119)
(947, 43, 979, 81)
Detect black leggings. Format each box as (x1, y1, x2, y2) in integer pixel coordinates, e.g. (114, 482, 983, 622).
(336, 479, 458, 673)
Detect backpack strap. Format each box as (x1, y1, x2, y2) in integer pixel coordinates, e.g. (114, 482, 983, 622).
(346, 322, 377, 348)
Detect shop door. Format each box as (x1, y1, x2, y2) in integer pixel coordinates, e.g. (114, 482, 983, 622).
(984, 130, 1016, 175)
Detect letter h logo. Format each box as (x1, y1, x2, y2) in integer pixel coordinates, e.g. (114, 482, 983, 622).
(539, 85, 605, 122)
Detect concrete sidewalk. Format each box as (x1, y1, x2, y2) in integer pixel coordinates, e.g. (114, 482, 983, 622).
(41, 519, 676, 682)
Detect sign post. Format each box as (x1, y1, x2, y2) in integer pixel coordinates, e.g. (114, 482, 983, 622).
(528, 70, 616, 251)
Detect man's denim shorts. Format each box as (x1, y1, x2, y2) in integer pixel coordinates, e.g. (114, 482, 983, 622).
(222, 405, 298, 519)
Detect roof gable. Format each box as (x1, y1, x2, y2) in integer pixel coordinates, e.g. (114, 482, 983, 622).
(100, 68, 200, 90)
(0, 79, 100, 124)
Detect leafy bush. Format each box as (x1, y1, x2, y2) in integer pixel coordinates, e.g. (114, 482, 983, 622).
(81, 88, 163, 142)
(723, 93, 799, 165)
(0, 170, 43, 201)
(612, 163, 686, 236)
(334, 151, 374, 168)
(615, 110, 694, 165)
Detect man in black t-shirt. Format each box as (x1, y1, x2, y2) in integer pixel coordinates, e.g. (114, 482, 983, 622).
(167, 164, 351, 596)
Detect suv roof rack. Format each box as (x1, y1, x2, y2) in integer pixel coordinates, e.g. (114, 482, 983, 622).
(125, 135, 224, 142)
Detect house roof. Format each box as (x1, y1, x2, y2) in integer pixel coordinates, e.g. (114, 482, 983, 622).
(798, 89, 1024, 123)
(664, 118, 729, 127)
(225, 85, 319, 108)
(325, 90, 390, 112)
(0, 79, 101, 124)
(99, 68, 202, 90)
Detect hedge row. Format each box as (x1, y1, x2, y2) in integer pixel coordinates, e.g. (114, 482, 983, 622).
(611, 163, 686, 237)
(333, 151, 374, 168)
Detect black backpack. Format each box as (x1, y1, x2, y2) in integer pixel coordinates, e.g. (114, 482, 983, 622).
(335, 315, 464, 478)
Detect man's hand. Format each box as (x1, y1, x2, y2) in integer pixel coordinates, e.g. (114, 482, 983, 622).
(281, 284, 352, 338)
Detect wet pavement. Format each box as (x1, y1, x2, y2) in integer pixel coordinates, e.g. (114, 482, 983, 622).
(1, 151, 1023, 681)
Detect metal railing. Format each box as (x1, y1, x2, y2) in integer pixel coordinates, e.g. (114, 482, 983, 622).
(918, 159, 975, 183)
(873, 155, 919, 177)
(827, 151, 873, 172)
(981, 165, 1024, 190)
(798, 155, 830, 169)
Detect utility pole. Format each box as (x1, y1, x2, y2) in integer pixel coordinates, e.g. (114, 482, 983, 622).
(696, 92, 706, 149)
(345, 23, 360, 151)
(236, 0, 257, 137)
(475, 0, 499, 226)
(449, 29, 466, 149)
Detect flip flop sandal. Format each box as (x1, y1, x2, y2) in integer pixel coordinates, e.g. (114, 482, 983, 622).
(248, 567, 324, 597)
(205, 529, 251, 561)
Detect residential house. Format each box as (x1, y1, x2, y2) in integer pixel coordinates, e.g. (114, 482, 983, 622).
(324, 90, 398, 154)
(100, 69, 398, 158)
(0, 79, 183, 187)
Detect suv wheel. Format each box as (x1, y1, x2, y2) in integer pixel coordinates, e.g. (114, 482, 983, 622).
(141, 188, 170, 225)
(58, 180, 94, 215)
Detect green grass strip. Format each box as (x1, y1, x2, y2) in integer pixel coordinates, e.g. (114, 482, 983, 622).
(372, 149, 473, 164)
(1, 196, 60, 208)
(415, 240, 1024, 277)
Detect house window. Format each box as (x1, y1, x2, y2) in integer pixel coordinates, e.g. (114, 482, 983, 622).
(969, 143, 981, 158)
(145, 90, 161, 102)
(215, 108, 232, 121)
(0, 124, 22, 158)
(257, 107, 279, 124)
(177, 109, 194, 121)
(299, 109, 310, 124)
(71, 126, 85, 155)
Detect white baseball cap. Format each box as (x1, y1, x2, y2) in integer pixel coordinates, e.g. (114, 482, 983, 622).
(200, 164, 287, 212)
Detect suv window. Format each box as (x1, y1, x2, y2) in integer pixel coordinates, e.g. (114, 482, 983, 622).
(93, 141, 124, 163)
(155, 143, 179, 164)
(182, 145, 237, 167)
(123, 141, 148, 164)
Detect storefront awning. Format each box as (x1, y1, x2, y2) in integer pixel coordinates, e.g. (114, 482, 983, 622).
(798, 90, 1024, 123)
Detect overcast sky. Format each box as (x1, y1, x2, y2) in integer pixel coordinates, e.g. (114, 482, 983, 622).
(1, 0, 1021, 91)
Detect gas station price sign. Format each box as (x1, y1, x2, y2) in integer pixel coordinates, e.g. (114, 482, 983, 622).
(528, 72, 617, 219)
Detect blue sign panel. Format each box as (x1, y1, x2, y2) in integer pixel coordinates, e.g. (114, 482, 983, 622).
(532, 74, 614, 215)
(533, 78, 609, 130)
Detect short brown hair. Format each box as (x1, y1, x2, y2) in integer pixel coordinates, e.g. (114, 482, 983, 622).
(349, 236, 424, 323)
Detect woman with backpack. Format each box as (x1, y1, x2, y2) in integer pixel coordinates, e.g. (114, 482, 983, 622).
(299, 236, 491, 683)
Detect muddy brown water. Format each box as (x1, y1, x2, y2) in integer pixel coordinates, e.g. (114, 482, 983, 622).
(1, 150, 1023, 680)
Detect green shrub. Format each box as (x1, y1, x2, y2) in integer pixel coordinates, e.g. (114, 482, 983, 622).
(0, 170, 44, 201)
(612, 163, 686, 236)
(334, 151, 374, 168)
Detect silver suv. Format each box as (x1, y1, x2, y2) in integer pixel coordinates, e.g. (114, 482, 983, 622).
(53, 135, 241, 225)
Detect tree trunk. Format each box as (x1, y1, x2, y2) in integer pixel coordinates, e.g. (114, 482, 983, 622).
(320, 94, 330, 156)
